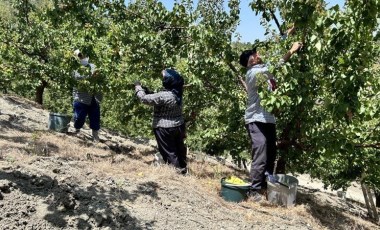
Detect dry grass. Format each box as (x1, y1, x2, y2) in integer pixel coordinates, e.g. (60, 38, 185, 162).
(1, 128, 378, 230)
(1, 95, 379, 229)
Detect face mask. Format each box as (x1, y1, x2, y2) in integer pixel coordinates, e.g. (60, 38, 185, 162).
(80, 57, 89, 66)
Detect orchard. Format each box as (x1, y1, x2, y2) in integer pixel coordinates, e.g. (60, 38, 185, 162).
(0, 0, 379, 215)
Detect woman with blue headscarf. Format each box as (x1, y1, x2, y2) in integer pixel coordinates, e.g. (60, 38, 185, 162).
(135, 69, 187, 175)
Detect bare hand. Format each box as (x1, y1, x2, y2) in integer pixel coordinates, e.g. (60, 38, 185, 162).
(290, 42, 302, 54)
(287, 25, 296, 36)
(91, 70, 99, 78)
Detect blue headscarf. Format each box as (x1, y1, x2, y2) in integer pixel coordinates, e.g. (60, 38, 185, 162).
(162, 69, 184, 105)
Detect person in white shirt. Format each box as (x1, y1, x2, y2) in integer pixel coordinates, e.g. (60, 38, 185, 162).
(239, 41, 302, 202)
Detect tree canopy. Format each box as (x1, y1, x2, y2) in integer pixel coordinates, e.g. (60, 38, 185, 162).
(0, 0, 379, 192)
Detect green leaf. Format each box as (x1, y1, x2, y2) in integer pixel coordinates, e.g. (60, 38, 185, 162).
(315, 41, 322, 51)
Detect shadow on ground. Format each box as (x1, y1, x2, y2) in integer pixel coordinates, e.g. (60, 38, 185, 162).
(297, 186, 372, 230)
(0, 167, 160, 229)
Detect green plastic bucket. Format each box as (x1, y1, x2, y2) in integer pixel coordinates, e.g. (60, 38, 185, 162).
(220, 178, 251, 202)
(48, 113, 72, 133)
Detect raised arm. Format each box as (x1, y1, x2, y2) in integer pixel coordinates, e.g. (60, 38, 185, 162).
(282, 42, 302, 62)
(135, 83, 170, 106)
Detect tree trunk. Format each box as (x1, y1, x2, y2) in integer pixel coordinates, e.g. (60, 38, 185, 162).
(275, 157, 286, 174)
(35, 80, 48, 105)
(376, 189, 380, 207)
(242, 159, 248, 171)
(0, 81, 7, 94)
(361, 182, 379, 222)
(235, 157, 242, 168)
(275, 150, 287, 174)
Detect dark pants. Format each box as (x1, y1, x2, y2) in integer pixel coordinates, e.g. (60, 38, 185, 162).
(153, 124, 187, 170)
(246, 122, 277, 190)
(73, 97, 100, 131)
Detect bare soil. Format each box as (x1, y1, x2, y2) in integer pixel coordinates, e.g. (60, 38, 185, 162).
(0, 95, 379, 230)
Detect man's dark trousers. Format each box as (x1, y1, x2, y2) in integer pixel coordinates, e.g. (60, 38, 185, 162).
(73, 97, 100, 131)
(246, 122, 277, 190)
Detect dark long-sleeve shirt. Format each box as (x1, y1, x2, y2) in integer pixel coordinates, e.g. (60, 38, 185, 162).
(135, 85, 184, 128)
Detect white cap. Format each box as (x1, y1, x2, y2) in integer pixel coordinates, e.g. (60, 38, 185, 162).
(73, 49, 81, 56)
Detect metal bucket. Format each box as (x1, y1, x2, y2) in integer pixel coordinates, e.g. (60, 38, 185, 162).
(267, 174, 298, 207)
(48, 113, 72, 133)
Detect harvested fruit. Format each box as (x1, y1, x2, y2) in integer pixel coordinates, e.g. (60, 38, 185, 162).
(225, 176, 249, 185)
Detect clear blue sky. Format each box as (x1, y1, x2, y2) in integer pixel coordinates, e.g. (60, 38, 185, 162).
(158, 0, 345, 43)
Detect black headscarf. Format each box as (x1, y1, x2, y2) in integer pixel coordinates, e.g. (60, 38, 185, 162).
(162, 69, 184, 105)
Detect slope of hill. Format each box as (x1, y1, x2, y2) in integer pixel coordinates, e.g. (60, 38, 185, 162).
(0, 95, 378, 229)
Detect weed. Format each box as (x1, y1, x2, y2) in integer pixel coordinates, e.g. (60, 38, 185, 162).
(212, 165, 223, 179)
(5, 156, 15, 163)
(28, 131, 50, 156)
(115, 179, 125, 201)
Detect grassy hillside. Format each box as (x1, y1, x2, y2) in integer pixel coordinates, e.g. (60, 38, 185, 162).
(0, 95, 378, 229)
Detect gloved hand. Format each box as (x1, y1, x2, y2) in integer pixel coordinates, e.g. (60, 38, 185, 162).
(268, 79, 277, 91)
(142, 86, 154, 94)
(265, 172, 278, 183)
(134, 81, 142, 95)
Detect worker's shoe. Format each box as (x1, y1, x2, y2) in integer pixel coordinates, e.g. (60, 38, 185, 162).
(92, 130, 99, 142)
(69, 128, 81, 136)
(176, 167, 189, 176)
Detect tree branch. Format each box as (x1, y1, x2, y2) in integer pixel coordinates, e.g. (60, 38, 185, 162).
(227, 63, 247, 92)
(156, 24, 187, 31)
(16, 44, 49, 63)
(355, 144, 380, 149)
(269, 9, 284, 36)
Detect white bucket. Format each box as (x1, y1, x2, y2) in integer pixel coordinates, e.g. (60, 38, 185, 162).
(267, 174, 298, 207)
